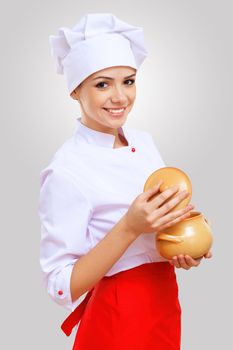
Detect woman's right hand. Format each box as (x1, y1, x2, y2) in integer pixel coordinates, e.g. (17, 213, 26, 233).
(123, 180, 194, 238)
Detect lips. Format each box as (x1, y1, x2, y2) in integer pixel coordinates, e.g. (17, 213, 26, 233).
(103, 107, 126, 110)
(103, 107, 126, 114)
(103, 108, 126, 117)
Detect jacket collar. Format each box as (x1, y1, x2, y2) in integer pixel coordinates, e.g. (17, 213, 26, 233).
(74, 116, 130, 148)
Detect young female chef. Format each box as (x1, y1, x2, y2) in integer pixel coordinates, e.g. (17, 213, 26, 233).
(38, 13, 212, 350)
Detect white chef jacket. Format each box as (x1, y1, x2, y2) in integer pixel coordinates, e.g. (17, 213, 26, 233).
(38, 116, 167, 312)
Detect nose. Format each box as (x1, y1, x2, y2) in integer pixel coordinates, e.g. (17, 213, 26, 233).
(111, 86, 128, 104)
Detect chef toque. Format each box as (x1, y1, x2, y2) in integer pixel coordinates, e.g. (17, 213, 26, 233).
(49, 13, 148, 95)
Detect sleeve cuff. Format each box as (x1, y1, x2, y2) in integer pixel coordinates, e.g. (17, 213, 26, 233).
(47, 263, 87, 312)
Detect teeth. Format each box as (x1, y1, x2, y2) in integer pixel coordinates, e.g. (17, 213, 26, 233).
(106, 108, 124, 114)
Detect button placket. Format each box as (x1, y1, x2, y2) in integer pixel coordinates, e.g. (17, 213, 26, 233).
(57, 289, 66, 299)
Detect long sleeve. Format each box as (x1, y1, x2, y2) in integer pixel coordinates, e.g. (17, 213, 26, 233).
(38, 166, 93, 311)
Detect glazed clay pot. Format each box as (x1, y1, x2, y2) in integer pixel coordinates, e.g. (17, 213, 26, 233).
(156, 211, 213, 259)
(143, 167, 192, 211)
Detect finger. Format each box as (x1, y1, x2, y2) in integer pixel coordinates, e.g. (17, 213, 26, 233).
(177, 255, 191, 269)
(172, 256, 181, 268)
(154, 189, 190, 216)
(184, 255, 201, 267)
(144, 180, 164, 201)
(155, 204, 194, 230)
(204, 251, 212, 259)
(147, 184, 180, 206)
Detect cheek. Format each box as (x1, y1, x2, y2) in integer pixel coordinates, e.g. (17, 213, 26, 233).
(128, 86, 136, 99)
(129, 91, 136, 103)
(89, 92, 106, 108)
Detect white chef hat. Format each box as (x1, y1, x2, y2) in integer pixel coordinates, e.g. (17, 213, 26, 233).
(49, 13, 148, 95)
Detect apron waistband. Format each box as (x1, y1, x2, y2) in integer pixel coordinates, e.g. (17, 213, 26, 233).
(61, 288, 94, 336)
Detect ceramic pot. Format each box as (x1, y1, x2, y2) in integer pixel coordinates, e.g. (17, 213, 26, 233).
(143, 167, 192, 211)
(156, 211, 213, 259)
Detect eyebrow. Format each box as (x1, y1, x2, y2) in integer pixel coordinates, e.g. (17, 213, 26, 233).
(92, 73, 136, 81)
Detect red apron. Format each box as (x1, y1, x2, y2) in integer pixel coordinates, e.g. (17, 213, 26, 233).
(61, 262, 181, 350)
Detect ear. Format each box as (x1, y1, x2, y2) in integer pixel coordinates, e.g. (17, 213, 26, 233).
(70, 90, 77, 100)
(70, 87, 80, 101)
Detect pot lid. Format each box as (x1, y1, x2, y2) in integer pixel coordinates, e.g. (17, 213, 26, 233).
(143, 167, 192, 211)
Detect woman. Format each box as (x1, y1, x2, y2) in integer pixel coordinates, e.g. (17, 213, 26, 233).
(38, 13, 212, 350)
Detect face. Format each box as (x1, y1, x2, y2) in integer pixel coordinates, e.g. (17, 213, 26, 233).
(70, 66, 137, 136)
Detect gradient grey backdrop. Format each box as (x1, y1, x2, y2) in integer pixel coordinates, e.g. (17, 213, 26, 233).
(1, 1, 232, 349)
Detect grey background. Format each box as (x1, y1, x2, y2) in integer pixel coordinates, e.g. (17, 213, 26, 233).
(1, 0, 232, 349)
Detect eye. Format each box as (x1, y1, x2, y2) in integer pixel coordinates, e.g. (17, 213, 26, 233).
(95, 81, 108, 89)
(95, 79, 135, 89)
(124, 79, 135, 85)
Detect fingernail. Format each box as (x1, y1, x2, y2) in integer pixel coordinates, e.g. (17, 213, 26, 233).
(181, 190, 187, 195)
(156, 180, 163, 187)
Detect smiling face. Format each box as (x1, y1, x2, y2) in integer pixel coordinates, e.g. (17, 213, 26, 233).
(70, 66, 137, 136)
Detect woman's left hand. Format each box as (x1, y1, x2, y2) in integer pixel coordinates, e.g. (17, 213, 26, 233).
(169, 251, 213, 270)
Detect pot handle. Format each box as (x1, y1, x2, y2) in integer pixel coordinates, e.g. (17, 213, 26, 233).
(157, 233, 183, 243)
